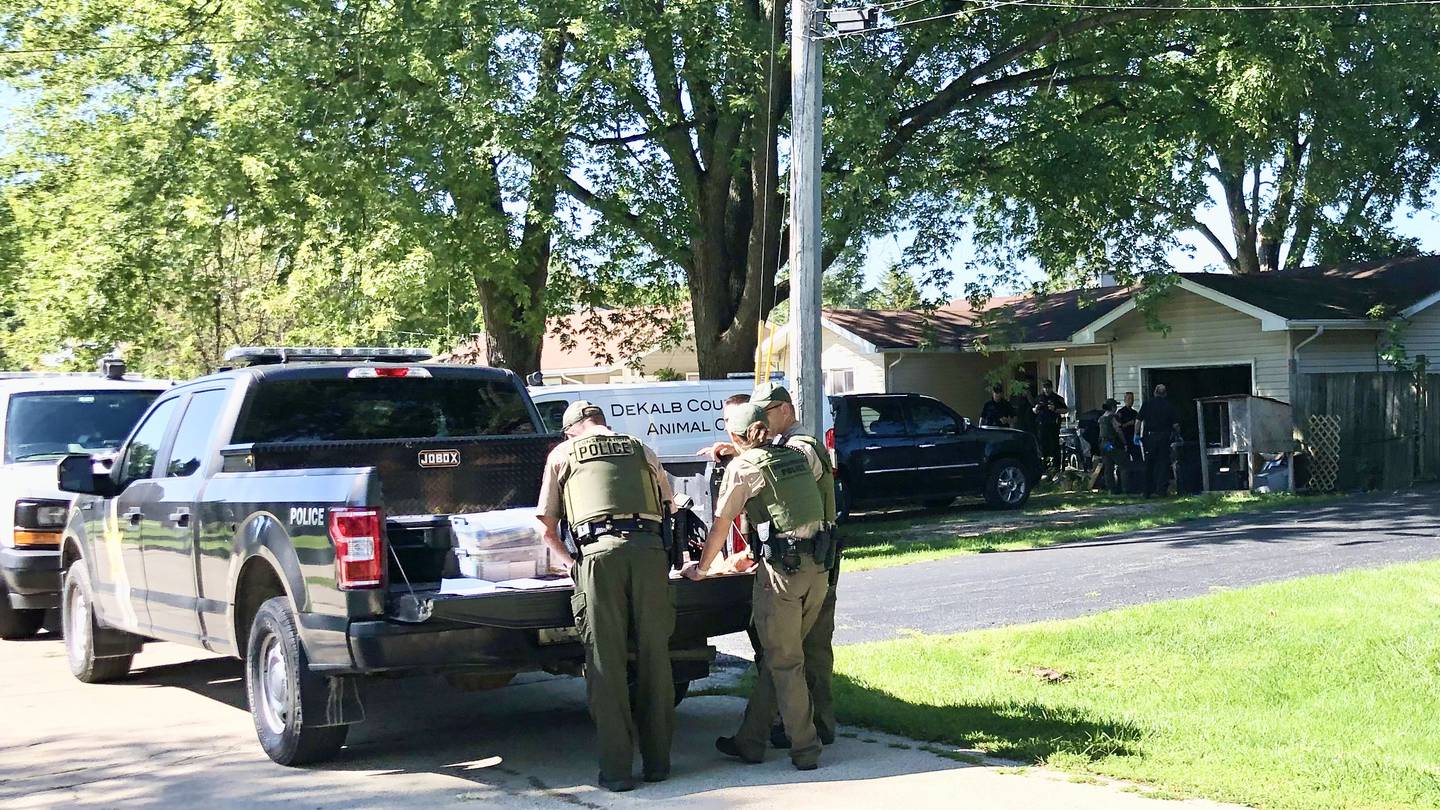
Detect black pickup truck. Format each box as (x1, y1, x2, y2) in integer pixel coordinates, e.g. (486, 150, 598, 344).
(55, 348, 751, 765)
(828, 393, 1042, 518)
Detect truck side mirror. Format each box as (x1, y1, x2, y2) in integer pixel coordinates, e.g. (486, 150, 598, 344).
(57, 454, 115, 498)
(959, 417, 972, 433)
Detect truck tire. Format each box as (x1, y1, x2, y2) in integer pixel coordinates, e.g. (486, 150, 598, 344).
(984, 459, 1032, 509)
(61, 562, 134, 682)
(245, 597, 348, 765)
(0, 581, 45, 639)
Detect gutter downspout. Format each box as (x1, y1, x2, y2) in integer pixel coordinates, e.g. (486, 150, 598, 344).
(886, 353, 905, 391)
(1292, 325, 1325, 376)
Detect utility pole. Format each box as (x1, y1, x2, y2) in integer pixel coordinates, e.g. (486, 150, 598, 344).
(788, 0, 825, 440)
(787, 4, 874, 439)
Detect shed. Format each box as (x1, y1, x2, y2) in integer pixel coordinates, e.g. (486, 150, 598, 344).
(1194, 394, 1295, 492)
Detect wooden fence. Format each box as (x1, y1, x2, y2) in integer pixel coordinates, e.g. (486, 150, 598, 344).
(1292, 368, 1438, 491)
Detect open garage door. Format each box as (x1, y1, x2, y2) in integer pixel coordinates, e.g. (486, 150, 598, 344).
(1143, 365, 1252, 440)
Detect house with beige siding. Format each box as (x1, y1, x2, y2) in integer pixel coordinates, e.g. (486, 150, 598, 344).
(769, 256, 1440, 436)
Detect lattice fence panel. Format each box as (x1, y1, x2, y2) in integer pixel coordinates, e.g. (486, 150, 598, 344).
(1307, 414, 1341, 492)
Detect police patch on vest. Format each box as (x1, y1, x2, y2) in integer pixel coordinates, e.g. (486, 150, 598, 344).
(572, 435, 635, 462)
(767, 454, 810, 480)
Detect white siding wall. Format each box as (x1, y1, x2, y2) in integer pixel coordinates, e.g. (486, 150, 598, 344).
(1409, 303, 1440, 366)
(885, 352, 1008, 419)
(819, 329, 887, 393)
(1104, 288, 1292, 401)
(1298, 330, 1383, 374)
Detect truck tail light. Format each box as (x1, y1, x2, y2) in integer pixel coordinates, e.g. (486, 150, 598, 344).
(329, 508, 385, 590)
(824, 428, 834, 450)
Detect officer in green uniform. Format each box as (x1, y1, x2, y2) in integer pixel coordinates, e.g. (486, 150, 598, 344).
(685, 403, 834, 770)
(751, 383, 840, 748)
(537, 401, 675, 792)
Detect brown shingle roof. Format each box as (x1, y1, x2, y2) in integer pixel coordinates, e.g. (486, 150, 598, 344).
(826, 286, 1131, 350)
(438, 309, 689, 370)
(1182, 255, 1440, 320)
(825, 256, 1440, 351)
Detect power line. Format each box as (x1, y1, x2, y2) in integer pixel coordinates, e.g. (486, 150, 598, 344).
(819, 0, 1440, 38)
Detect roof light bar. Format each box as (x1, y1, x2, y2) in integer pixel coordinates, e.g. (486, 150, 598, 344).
(222, 346, 435, 367)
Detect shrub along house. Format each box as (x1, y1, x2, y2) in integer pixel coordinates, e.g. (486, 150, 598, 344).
(767, 256, 1440, 449)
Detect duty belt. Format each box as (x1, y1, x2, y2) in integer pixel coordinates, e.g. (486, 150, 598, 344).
(764, 535, 816, 554)
(575, 515, 663, 545)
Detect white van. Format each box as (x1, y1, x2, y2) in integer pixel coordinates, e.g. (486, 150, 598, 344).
(529, 379, 760, 463)
(529, 377, 824, 520)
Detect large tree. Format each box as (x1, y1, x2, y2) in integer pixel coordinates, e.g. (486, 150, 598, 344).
(0, 0, 573, 375)
(561, 0, 1178, 374)
(961, 7, 1440, 281)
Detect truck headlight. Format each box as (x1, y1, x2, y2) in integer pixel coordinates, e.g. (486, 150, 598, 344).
(13, 499, 68, 547)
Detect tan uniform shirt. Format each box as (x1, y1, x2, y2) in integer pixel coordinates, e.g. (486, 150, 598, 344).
(536, 426, 672, 523)
(713, 440, 825, 540)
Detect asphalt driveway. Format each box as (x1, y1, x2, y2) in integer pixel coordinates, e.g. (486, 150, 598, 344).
(831, 487, 1440, 644)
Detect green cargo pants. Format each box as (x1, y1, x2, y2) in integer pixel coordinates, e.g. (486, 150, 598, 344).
(570, 532, 676, 782)
(734, 555, 829, 767)
(802, 561, 839, 742)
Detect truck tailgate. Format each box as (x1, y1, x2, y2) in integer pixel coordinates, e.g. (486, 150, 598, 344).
(235, 434, 558, 515)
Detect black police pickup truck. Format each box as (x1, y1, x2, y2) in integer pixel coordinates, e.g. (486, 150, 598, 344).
(55, 348, 751, 765)
(828, 393, 1041, 518)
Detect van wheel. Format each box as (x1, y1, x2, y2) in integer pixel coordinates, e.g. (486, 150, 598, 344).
(0, 581, 45, 639)
(61, 562, 133, 682)
(984, 459, 1032, 509)
(835, 478, 852, 524)
(245, 597, 348, 765)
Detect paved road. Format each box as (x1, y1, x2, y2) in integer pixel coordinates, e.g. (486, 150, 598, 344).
(833, 487, 1440, 644)
(0, 639, 1237, 810)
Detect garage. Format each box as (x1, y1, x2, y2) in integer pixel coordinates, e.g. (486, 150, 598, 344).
(1143, 364, 1253, 438)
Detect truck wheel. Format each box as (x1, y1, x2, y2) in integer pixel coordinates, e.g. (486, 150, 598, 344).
(0, 581, 45, 639)
(61, 562, 133, 682)
(245, 597, 348, 765)
(984, 459, 1032, 509)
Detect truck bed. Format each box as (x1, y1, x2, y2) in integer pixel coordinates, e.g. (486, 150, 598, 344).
(390, 571, 753, 630)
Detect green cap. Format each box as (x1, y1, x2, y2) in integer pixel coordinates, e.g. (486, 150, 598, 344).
(560, 400, 604, 430)
(726, 402, 769, 436)
(750, 383, 792, 408)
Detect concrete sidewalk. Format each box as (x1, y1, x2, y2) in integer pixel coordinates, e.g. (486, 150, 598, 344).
(0, 639, 1239, 809)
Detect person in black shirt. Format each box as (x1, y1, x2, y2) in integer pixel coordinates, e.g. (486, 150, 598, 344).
(1116, 391, 1140, 462)
(979, 385, 1015, 427)
(1011, 385, 1036, 436)
(1032, 380, 1068, 472)
(1137, 384, 1180, 497)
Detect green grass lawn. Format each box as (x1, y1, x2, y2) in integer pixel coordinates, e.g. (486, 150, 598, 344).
(842, 491, 1320, 572)
(832, 560, 1440, 809)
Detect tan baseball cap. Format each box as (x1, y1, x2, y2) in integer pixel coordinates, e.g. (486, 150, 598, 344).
(560, 400, 604, 430)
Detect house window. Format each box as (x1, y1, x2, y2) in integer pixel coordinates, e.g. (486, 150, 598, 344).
(824, 368, 855, 395)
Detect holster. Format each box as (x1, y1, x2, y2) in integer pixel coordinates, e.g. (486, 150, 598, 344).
(763, 534, 809, 575)
(812, 527, 837, 570)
